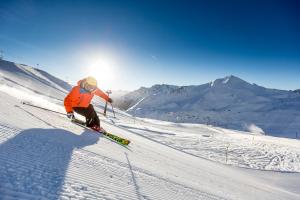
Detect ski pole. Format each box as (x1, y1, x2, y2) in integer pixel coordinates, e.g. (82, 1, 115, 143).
(21, 101, 66, 115)
(103, 101, 108, 116)
(104, 90, 112, 116)
(110, 102, 116, 118)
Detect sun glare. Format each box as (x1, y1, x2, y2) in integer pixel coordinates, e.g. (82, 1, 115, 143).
(86, 55, 117, 90)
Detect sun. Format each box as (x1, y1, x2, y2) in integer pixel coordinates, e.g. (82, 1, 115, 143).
(86, 56, 116, 90)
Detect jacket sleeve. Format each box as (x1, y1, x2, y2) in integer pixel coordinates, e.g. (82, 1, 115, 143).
(94, 88, 109, 101)
(64, 87, 77, 113)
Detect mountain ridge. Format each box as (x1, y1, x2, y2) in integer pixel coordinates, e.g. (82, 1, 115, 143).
(115, 75, 300, 138)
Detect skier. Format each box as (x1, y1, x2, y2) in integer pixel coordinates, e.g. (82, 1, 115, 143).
(64, 76, 113, 131)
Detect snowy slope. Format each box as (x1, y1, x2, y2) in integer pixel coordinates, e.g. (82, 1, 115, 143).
(115, 75, 300, 138)
(0, 59, 71, 101)
(0, 59, 109, 111)
(1, 80, 300, 200)
(0, 60, 300, 199)
(112, 116, 300, 173)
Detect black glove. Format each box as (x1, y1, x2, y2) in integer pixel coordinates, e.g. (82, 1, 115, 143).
(67, 112, 75, 120)
(108, 98, 113, 103)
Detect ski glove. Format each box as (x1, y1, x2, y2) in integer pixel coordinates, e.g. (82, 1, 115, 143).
(108, 98, 113, 103)
(67, 112, 75, 120)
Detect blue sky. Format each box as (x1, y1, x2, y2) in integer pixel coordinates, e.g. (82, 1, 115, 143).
(0, 0, 299, 91)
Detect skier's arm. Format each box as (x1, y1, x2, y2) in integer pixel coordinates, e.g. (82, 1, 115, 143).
(64, 87, 77, 113)
(94, 88, 109, 101)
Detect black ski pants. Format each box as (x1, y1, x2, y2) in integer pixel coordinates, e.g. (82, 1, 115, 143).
(73, 104, 100, 127)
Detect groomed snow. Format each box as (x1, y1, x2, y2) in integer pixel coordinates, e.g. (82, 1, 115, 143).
(112, 116, 300, 172)
(0, 61, 300, 199)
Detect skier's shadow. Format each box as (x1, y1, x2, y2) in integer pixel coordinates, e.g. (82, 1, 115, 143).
(0, 128, 100, 199)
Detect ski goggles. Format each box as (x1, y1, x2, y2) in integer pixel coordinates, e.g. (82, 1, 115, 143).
(85, 84, 97, 92)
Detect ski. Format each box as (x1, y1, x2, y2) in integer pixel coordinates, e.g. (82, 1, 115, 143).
(71, 118, 131, 146)
(21, 102, 131, 146)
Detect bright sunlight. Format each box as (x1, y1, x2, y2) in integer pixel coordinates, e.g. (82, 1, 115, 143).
(81, 51, 118, 90)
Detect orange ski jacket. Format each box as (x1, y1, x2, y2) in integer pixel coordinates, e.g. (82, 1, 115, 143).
(64, 79, 109, 113)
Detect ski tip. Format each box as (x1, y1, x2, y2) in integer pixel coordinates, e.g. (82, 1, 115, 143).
(125, 140, 131, 145)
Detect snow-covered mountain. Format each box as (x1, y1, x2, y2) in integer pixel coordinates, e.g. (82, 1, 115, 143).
(294, 89, 300, 94)
(0, 59, 72, 101)
(1, 59, 300, 199)
(115, 75, 300, 138)
(110, 89, 130, 99)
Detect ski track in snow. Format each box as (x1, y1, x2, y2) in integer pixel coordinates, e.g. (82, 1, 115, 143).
(1, 62, 300, 199)
(113, 118, 300, 173)
(0, 120, 222, 200)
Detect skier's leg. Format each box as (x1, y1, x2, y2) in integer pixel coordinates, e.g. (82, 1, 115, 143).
(74, 105, 99, 127)
(73, 107, 88, 117)
(85, 104, 100, 127)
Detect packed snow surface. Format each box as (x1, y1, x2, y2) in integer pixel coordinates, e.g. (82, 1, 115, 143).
(0, 60, 300, 199)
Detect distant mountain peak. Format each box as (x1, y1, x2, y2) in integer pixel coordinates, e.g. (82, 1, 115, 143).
(210, 75, 250, 87)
